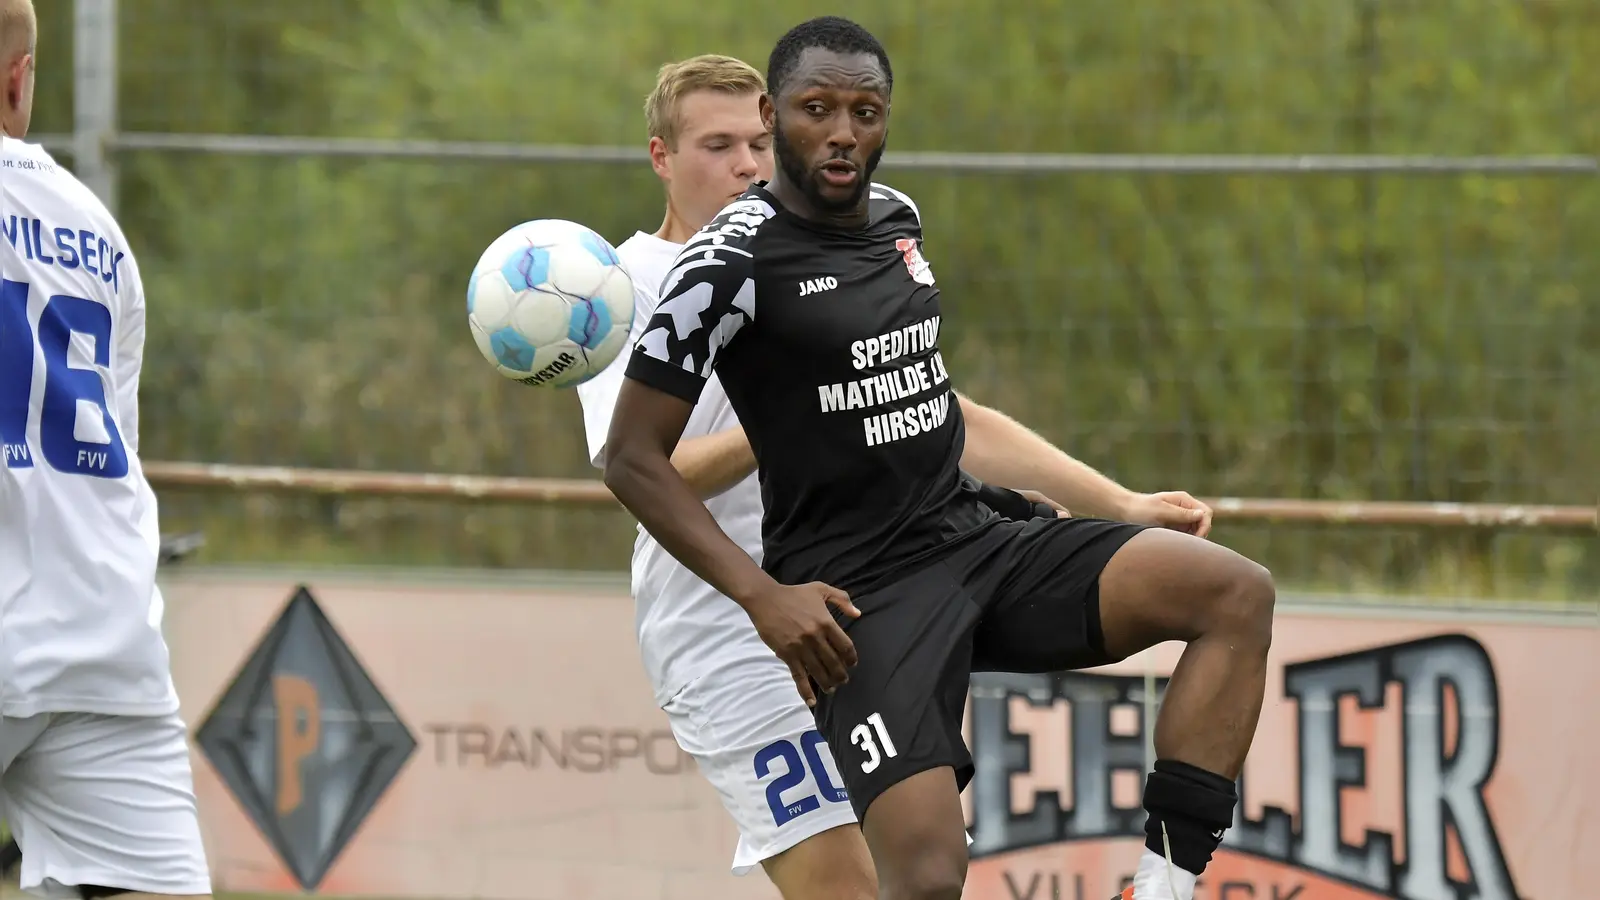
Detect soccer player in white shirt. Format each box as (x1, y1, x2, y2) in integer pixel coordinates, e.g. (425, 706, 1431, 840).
(577, 54, 1219, 900)
(0, 3, 212, 898)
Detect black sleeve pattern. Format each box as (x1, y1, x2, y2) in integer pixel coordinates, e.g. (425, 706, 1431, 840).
(623, 204, 767, 403)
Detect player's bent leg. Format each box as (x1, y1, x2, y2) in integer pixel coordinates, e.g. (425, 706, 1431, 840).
(1096, 528, 1275, 771)
(857, 768, 968, 900)
(1, 713, 212, 900)
(760, 822, 876, 900)
(968, 519, 1273, 898)
(1095, 527, 1275, 897)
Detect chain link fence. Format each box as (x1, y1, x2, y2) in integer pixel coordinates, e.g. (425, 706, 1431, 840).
(31, 0, 1600, 600)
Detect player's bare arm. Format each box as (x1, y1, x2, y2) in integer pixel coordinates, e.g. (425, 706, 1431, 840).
(603, 380, 761, 596)
(957, 394, 1213, 537)
(604, 378, 860, 705)
(680, 415, 1055, 512)
(594, 427, 754, 499)
(669, 425, 756, 499)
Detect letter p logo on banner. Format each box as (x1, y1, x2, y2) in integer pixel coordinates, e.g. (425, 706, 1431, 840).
(274, 674, 321, 816)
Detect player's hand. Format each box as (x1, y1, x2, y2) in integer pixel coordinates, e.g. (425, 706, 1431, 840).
(1120, 491, 1213, 538)
(1017, 489, 1070, 518)
(746, 582, 861, 707)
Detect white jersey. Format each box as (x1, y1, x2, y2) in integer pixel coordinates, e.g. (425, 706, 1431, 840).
(577, 231, 769, 706)
(0, 138, 178, 717)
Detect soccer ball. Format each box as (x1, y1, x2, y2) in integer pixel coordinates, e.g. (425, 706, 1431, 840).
(466, 219, 635, 388)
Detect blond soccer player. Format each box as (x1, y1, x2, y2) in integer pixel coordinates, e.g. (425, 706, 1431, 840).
(576, 55, 879, 900)
(0, 2, 212, 898)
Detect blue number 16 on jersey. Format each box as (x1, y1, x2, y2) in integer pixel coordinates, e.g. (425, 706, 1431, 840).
(0, 278, 130, 478)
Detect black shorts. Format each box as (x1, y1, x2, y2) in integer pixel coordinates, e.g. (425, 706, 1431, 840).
(810, 516, 1145, 821)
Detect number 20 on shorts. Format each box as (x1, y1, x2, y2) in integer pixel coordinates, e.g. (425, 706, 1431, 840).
(753, 729, 849, 827)
(0, 278, 129, 478)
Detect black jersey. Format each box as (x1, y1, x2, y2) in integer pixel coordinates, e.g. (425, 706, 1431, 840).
(624, 182, 998, 594)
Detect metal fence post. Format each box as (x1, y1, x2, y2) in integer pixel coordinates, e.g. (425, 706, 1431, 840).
(73, 0, 118, 211)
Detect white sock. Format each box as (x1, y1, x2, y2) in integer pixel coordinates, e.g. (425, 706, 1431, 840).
(1131, 847, 1198, 900)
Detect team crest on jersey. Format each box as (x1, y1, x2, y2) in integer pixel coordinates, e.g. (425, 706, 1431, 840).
(895, 238, 936, 286)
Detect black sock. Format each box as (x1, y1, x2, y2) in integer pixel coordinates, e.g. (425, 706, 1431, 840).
(1141, 759, 1238, 876)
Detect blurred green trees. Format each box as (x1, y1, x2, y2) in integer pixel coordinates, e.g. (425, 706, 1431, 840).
(29, 1, 1599, 597)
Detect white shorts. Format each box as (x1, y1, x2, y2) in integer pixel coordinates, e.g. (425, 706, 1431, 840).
(0, 713, 212, 898)
(663, 657, 859, 874)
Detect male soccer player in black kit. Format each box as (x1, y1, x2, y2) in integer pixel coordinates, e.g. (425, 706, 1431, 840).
(604, 17, 1277, 900)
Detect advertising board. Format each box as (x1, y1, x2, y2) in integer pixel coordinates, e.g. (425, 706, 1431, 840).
(161, 570, 1596, 899)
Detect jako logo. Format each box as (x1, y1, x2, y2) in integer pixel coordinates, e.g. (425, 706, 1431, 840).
(799, 276, 838, 296)
(965, 635, 1523, 900)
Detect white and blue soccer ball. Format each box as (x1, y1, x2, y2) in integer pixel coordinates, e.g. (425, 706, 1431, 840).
(466, 219, 635, 388)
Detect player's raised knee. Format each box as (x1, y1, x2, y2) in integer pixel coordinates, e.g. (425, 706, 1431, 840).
(1204, 553, 1275, 651)
(1102, 530, 1276, 655)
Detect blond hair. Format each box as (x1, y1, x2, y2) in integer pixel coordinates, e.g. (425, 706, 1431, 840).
(644, 54, 765, 148)
(0, 0, 35, 57)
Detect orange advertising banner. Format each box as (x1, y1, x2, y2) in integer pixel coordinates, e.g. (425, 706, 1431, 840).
(161, 570, 1596, 900)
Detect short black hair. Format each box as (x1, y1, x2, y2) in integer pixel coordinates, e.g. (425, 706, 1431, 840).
(766, 16, 893, 99)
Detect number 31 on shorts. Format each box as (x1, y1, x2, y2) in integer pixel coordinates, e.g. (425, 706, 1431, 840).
(851, 711, 898, 773)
